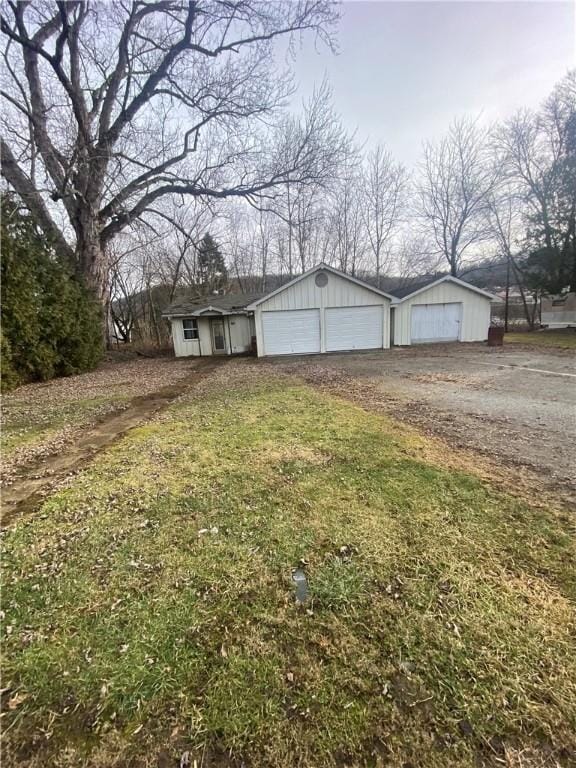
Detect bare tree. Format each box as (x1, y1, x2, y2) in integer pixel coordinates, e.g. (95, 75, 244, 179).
(255, 210, 272, 290)
(485, 183, 540, 329)
(495, 71, 576, 292)
(361, 145, 407, 286)
(109, 252, 136, 344)
(283, 182, 326, 274)
(109, 224, 170, 346)
(416, 118, 499, 276)
(393, 236, 442, 287)
(328, 162, 365, 276)
(1, 0, 339, 333)
(262, 80, 351, 276)
(152, 198, 218, 299)
(225, 207, 255, 292)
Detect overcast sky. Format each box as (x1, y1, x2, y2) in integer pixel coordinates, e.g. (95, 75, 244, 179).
(286, 0, 575, 167)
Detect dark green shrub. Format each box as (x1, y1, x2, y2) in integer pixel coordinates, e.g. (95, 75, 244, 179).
(0, 330, 19, 390)
(1, 194, 102, 390)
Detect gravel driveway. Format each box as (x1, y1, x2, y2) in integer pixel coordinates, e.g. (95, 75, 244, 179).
(267, 343, 576, 500)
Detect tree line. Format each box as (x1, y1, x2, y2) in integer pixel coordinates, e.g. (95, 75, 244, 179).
(228, 71, 575, 295)
(110, 70, 575, 341)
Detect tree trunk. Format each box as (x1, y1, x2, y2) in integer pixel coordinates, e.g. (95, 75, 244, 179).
(529, 291, 539, 329)
(75, 219, 110, 346)
(567, 205, 576, 292)
(147, 282, 162, 346)
(504, 257, 510, 333)
(78, 242, 109, 298)
(286, 182, 293, 277)
(510, 258, 535, 330)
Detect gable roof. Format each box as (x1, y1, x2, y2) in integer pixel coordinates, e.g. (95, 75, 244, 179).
(246, 263, 395, 309)
(162, 292, 264, 317)
(162, 272, 495, 318)
(391, 275, 445, 300)
(392, 275, 496, 304)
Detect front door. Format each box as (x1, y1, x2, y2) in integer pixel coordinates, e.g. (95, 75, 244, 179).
(210, 318, 227, 354)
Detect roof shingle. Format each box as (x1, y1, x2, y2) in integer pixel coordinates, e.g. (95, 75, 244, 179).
(391, 276, 446, 300)
(163, 292, 265, 316)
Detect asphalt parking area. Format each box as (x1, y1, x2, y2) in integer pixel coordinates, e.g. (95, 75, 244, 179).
(268, 343, 576, 500)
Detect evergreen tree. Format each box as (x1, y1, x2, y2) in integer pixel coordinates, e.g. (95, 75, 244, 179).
(1, 195, 102, 390)
(522, 246, 573, 296)
(197, 233, 228, 294)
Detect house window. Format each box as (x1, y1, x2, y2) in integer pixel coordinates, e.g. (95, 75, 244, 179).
(182, 318, 199, 340)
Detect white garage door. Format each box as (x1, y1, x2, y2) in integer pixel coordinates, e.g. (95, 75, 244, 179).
(326, 306, 383, 352)
(262, 309, 320, 355)
(411, 303, 462, 343)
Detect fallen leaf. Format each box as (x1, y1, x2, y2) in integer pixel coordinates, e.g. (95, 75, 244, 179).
(8, 692, 28, 709)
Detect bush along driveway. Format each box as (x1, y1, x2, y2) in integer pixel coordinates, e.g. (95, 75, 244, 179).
(2, 363, 575, 768)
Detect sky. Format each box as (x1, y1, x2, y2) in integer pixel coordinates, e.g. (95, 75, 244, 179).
(285, 0, 575, 167)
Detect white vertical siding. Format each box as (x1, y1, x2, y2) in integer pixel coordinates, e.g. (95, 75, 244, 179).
(228, 315, 252, 354)
(172, 315, 254, 357)
(393, 283, 492, 346)
(258, 271, 388, 310)
(254, 271, 391, 357)
(171, 317, 213, 357)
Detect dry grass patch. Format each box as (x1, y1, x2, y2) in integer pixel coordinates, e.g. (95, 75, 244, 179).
(505, 330, 576, 350)
(405, 372, 492, 390)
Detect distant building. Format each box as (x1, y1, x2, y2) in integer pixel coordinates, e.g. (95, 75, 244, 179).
(541, 293, 576, 328)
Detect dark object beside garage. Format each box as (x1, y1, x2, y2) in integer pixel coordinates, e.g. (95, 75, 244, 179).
(487, 326, 504, 346)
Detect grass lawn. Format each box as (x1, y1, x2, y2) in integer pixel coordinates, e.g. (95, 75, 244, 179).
(2, 366, 575, 767)
(505, 329, 576, 350)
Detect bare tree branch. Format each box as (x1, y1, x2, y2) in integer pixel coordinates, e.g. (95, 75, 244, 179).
(1, 0, 339, 320)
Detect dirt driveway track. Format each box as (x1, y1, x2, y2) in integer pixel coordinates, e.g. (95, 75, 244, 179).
(1, 359, 221, 526)
(268, 343, 576, 505)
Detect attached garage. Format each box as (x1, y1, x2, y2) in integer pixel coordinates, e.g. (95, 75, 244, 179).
(261, 309, 320, 356)
(392, 276, 494, 346)
(248, 264, 393, 357)
(325, 306, 384, 351)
